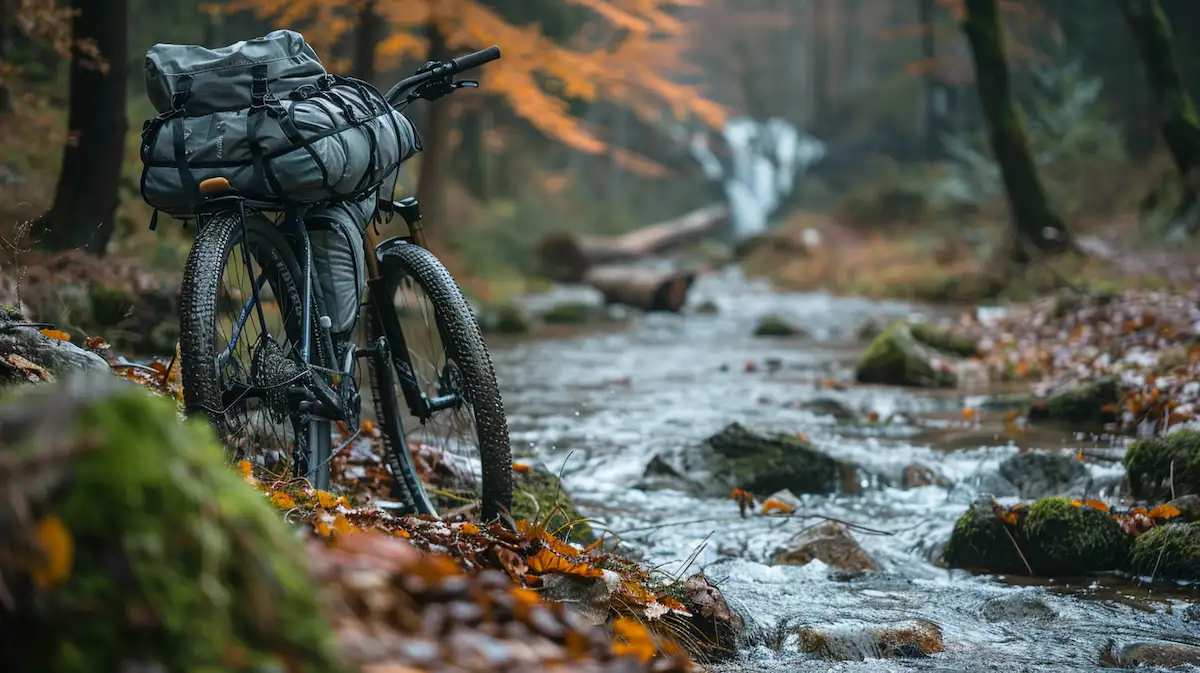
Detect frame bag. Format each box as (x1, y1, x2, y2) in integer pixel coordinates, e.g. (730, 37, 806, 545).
(140, 30, 420, 216)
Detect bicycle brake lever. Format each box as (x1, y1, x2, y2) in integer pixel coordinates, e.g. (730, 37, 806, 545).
(452, 80, 479, 89)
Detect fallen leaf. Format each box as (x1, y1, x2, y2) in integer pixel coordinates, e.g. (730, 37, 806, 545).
(6, 354, 52, 382)
(760, 498, 795, 515)
(315, 490, 341, 510)
(512, 462, 533, 473)
(33, 514, 73, 589)
(39, 328, 70, 342)
(1147, 504, 1181, 520)
(527, 548, 603, 578)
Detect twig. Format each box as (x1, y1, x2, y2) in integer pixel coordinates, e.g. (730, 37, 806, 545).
(1000, 522, 1033, 576)
(1169, 460, 1176, 501)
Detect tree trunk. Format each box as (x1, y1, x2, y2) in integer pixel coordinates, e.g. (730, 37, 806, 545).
(536, 204, 730, 283)
(36, 0, 128, 256)
(0, 0, 12, 114)
(350, 0, 381, 83)
(919, 0, 940, 160)
(415, 20, 453, 241)
(961, 0, 1073, 260)
(1118, 0, 1200, 233)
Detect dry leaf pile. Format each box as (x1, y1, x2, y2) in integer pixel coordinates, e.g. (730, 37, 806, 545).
(953, 289, 1200, 433)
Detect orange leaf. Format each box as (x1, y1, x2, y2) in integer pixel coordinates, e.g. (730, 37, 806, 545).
(315, 490, 341, 509)
(1083, 499, 1109, 512)
(39, 328, 70, 342)
(83, 335, 110, 352)
(33, 514, 73, 589)
(457, 522, 481, 535)
(270, 491, 297, 509)
(537, 531, 583, 558)
(512, 462, 533, 473)
(611, 616, 657, 663)
(527, 548, 604, 579)
(760, 498, 795, 515)
(331, 513, 353, 537)
(1148, 504, 1181, 520)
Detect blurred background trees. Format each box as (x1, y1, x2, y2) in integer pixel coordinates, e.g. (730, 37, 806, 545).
(2, 0, 1200, 297)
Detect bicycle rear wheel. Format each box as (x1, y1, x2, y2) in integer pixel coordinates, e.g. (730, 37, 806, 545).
(367, 243, 512, 522)
(179, 208, 334, 488)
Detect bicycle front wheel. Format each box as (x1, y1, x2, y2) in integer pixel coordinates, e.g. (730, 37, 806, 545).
(367, 243, 512, 522)
(178, 208, 334, 489)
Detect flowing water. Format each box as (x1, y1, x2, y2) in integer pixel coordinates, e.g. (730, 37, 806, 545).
(490, 269, 1200, 673)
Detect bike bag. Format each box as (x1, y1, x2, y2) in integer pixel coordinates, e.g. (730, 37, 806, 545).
(139, 31, 421, 217)
(308, 195, 374, 335)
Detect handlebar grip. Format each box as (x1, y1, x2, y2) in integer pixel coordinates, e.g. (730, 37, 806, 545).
(450, 45, 501, 73)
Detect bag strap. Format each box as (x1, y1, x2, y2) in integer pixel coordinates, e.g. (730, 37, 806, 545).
(170, 75, 197, 204)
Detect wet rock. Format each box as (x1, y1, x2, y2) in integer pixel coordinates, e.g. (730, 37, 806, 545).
(999, 451, 1087, 500)
(798, 397, 861, 423)
(510, 465, 595, 543)
(909, 321, 979, 358)
(752, 314, 805, 338)
(1021, 496, 1131, 576)
(943, 495, 1030, 575)
(1125, 431, 1200, 502)
(634, 454, 704, 493)
(773, 521, 879, 573)
(1027, 375, 1121, 427)
(693, 299, 719, 315)
(0, 306, 110, 387)
(1127, 522, 1200, 581)
(1183, 603, 1200, 623)
(980, 593, 1056, 623)
(902, 463, 948, 489)
(479, 303, 533, 335)
(854, 321, 956, 388)
(796, 619, 943, 661)
(540, 301, 602, 324)
(854, 319, 882, 342)
(1167, 494, 1200, 522)
(0, 374, 345, 672)
(1100, 640, 1200, 669)
(679, 573, 744, 663)
(695, 422, 859, 497)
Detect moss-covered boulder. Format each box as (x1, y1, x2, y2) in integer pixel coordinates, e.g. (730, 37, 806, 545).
(540, 301, 601, 324)
(945, 496, 1130, 577)
(1021, 497, 1130, 576)
(855, 322, 956, 388)
(1125, 431, 1200, 502)
(479, 302, 533, 335)
(909, 321, 978, 358)
(702, 422, 859, 496)
(752, 314, 805, 338)
(1127, 522, 1200, 581)
(510, 465, 594, 543)
(0, 375, 345, 672)
(0, 307, 110, 388)
(1026, 376, 1121, 427)
(943, 498, 1030, 575)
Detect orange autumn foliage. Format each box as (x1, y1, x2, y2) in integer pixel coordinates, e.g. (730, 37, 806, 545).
(226, 0, 726, 175)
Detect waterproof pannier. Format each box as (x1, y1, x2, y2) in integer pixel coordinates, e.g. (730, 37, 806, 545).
(308, 195, 374, 335)
(139, 30, 420, 215)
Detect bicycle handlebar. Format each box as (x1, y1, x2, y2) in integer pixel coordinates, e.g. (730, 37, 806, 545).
(384, 45, 502, 106)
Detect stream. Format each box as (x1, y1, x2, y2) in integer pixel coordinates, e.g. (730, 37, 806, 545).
(490, 269, 1200, 673)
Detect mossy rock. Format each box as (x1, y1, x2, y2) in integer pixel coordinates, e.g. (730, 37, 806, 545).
(909, 321, 978, 358)
(752, 314, 804, 337)
(0, 307, 110, 388)
(1021, 497, 1129, 576)
(1127, 522, 1200, 581)
(705, 422, 856, 496)
(481, 302, 533, 335)
(540, 302, 599, 324)
(1026, 376, 1120, 427)
(0, 375, 346, 672)
(510, 465, 594, 544)
(87, 283, 133, 327)
(943, 501, 1030, 575)
(855, 321, 956, 388)
(1125, 431, 1200, 502)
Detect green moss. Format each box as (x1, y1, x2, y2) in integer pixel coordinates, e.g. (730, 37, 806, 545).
(540, 302, 597, 324)
(0, 376, 346, 673)
(1027, 376, 1121, 427)
(510, 466, 594, 544)
(1125, 431, 1200, 501)
(0, 304, 21, 321)
(909, 322, 978, 358)
(855, 322, 956, 388)
(943, 505, 1029, 575)
(752, 314, 803, 337)
(1127, 522, 1200, 581)
(484, 303, 532, 335)
(1021, 497, 1130, 575)
(87, 284, 131, 327)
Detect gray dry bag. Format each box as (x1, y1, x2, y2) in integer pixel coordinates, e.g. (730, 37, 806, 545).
(139, 29, 420, 215)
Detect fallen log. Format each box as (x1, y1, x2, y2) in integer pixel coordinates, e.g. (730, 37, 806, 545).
(582, 263, 698, 313)
(538, 204, 729, 282)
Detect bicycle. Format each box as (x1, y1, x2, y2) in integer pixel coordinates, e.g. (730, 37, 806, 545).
(175, 46, 513, 522)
